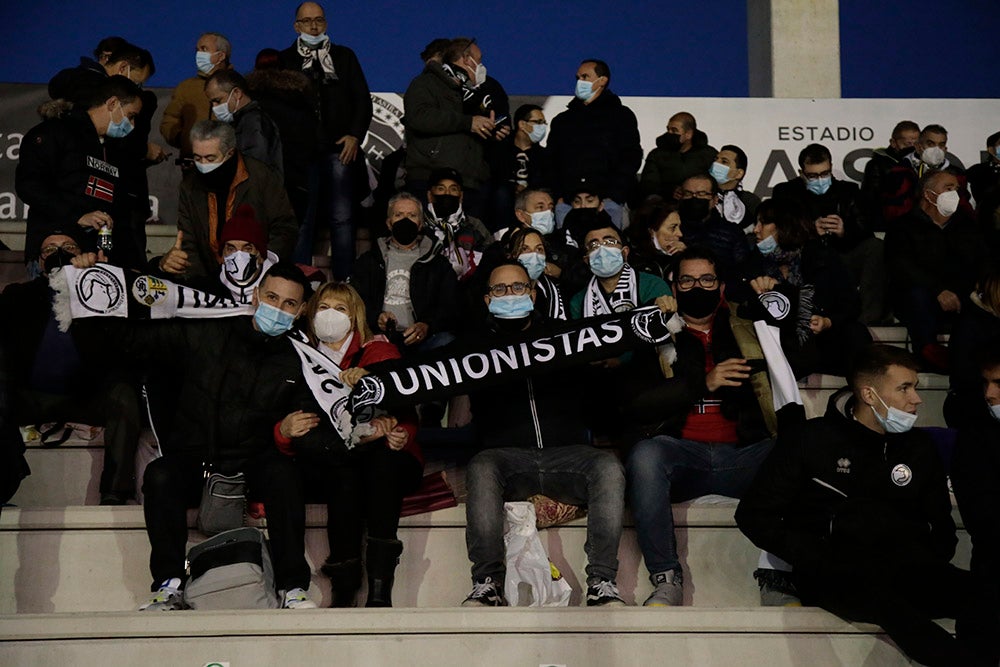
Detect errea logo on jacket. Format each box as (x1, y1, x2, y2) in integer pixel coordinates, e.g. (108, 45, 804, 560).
(836, 458, 851, 474)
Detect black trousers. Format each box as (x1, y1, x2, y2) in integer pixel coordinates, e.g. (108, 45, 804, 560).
(797, 552, 984, 666)
(300, 445, 423, 563)
(142, 450, 310, 592)
(16, 379, 140, 497)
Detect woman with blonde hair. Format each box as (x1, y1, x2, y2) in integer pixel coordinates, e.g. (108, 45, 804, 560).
(276, 281, 423, 607)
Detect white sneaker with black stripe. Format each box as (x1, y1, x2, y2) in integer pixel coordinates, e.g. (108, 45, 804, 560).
(282, 587, 317, 609)
(586, 579, 626, 606)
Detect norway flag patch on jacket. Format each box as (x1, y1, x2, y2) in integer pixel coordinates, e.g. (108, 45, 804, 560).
(85, 175, 114, 202)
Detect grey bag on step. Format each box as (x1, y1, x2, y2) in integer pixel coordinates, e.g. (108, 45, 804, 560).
(183, 527, 281, 609)
(197, 472, 246, 535)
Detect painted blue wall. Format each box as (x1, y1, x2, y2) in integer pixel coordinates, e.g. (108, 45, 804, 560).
(839, 0, 1000, 98)
(0, 1, 749, 96)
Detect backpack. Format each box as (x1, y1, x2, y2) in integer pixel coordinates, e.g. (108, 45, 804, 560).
(183, 527, 280, 609)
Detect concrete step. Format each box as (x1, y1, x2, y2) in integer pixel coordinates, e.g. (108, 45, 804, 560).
(0, 607, 918, 666)
(0, 502, 971, 615)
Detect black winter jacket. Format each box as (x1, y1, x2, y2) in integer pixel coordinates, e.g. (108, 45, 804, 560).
(246, 68, 318, 194)
(771, 177, 872, 248)
(233, 101, 284, 176)
(107, 316, 330, 462)
(468, 316, 593, 450)
(678, 210, 750, 284)
(16, 112, 131, 262)
(350, 236, 459, 336)
(884, 207, 989, 301)
(546, 90, 642, 204)
(736, 389, 957, 575)
(278, 41, 372, 151)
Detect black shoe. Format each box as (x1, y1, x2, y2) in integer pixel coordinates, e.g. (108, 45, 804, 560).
(365, 538, 403, 608)
(461, 576, 507, 606)
(586, 579, 626, 607)
(321, 558, 362, 608)
(753, 568, 801, 607)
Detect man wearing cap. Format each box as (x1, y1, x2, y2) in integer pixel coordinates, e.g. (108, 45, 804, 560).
(0, 231, 141, 504)
(424, 167, 492, 281)
(157, 120, 297, 283)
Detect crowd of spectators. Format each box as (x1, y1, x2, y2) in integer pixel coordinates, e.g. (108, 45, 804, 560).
(4, 4, 1000, 664)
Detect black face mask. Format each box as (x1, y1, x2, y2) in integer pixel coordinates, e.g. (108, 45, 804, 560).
(431, 194, 461, 220)
(677, 287, 721, 319)
(678, 198, 711, 222)
(43, 249, 75, 274)
(657, 132, 681, 151)
(391, 218, 420, 246)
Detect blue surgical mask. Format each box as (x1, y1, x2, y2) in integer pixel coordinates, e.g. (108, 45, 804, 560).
(757, 234, 778, 255)
(488, 294, 534, 319)
(575, 79, 594, 102)
(805, 175, 832, 195)
(989, 403, 1000, 422)
(529, 210, 555, 235)
(528, 123, 547, 143)
(710, 161, 733, 184)
(517, 252, 546, 280)
(870, 390, 917, 434)
(196, 51, 217, 74)
(589, 246, 625, 278)
(299, 32, 328, 46)
(106, 107, 134, 139)
(213, 90, 235, 123)
(254, 302, 295, 336)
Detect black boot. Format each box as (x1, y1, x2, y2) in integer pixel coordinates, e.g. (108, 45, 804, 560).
(365, 538, 403, 608)
(321, 558, 362, 608)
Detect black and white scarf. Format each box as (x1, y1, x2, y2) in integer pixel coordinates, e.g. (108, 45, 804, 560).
(582, 263, 639, 317)
(297, 38, 337, 81)
(536, 274, 567, 321)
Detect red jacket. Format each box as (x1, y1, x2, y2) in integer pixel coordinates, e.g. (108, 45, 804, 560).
(274, 332, 423, 464)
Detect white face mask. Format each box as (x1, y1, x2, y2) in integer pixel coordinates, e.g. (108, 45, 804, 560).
(314, 308, 353, 343)
(920, 145, 946, 167)
(869, 389, 917, 434)
(473, 62, 487, 87)
(989, 402, 1000, 422)
(223, 250, 260, 287)
(933, 189, 960, 217)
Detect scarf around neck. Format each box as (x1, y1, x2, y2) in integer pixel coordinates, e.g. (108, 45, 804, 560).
(583, 263, 639, 317)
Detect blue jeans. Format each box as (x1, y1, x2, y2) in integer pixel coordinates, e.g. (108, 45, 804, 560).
(295, 151, 355, 279)
(626, 435, 775, 576)
(465, 445, 625, 584)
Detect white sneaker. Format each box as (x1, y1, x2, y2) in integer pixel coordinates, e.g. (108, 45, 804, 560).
(282, 587, 317, 609)
(139, 578, 186, 611)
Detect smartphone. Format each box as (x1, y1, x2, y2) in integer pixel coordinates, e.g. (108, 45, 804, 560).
(494, 115, 509, 125)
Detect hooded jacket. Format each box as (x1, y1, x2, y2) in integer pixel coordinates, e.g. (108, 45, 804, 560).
(547, 90, 642, 204)
(246, 67, 318, 193)
(735, 388, 957, 575)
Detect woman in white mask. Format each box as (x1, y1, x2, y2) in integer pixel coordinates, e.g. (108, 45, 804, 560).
(280, 282, 424, 608)
(504, 227, 566, 321)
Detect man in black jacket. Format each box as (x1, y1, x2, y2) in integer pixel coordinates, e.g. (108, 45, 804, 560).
(626, 246, 775, 607)
(771, 143, 887, 324)
(16, 76, 145, 273)
(675, 174, 749, 284)
(858, 120, 919, 231)
(205, 70, 283, 176)
(350, 193, 458, 352)
(736, 344, 982, 667)
(885, 170, 989, 372)
(128, 263, 327, 611)
(461, 262, 627, 607)
(547, 59, 641, 229)
(279, 1, 372, 276)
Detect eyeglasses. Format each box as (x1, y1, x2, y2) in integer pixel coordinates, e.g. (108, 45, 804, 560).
(676, 274, 718, 290)
(40, 243, 81, 258)
(295, 17, 327, 27)
(489, 282, 531, 297)
(802, 170, 832, 181)
(585, 237, 623, 251)
(528, 119, 547, 125)
(680, 190, 714, 200)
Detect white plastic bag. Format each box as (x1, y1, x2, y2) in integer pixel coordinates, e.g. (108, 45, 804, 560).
(503, 502, 572, 607)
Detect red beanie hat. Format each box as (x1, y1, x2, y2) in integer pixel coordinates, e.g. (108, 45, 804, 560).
(219, 204, 267, 256)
